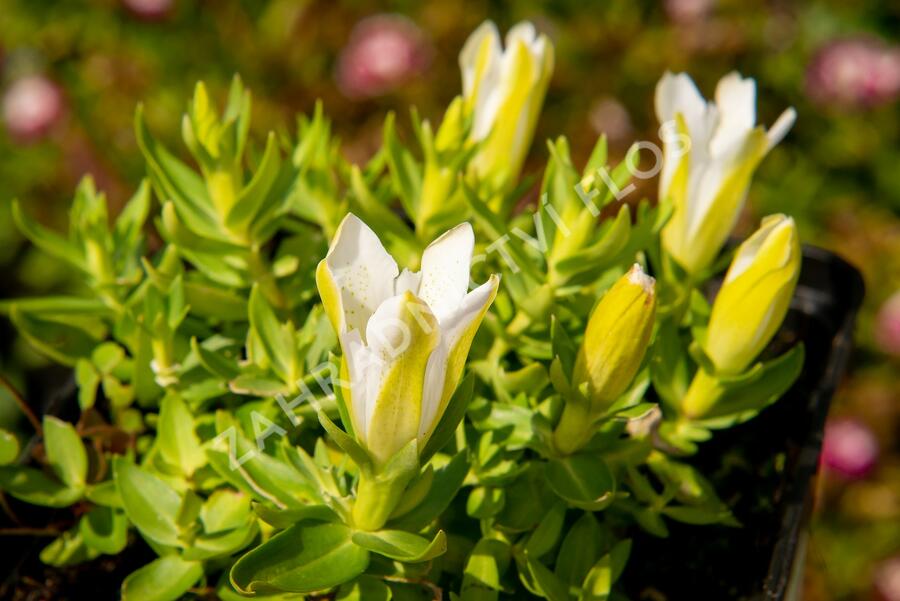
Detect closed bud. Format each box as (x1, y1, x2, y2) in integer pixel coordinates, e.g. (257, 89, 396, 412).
(575, 264, 657, 408)
(704, 214, 801, 375)
(682, 215, 801, 419)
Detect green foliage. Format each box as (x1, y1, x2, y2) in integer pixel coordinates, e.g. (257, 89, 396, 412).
(0, 67, 802, 599)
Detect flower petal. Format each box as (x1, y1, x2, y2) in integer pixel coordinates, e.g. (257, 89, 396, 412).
(363, 291, 440, 466)
(395, 268, 421, 296)
(418, 274, 499, 444)
(418, 223, 475, 321)
(321, 213, 398, 338)
(710, 72, 757, 156)
(460, 21, 502, 141)
(766, 107, 797, 150)
(340, 329, 372, 442)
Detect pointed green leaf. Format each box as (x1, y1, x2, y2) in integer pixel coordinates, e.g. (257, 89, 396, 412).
(157, 393, 206, 476)
(546, 454, 616, 511)
(79, 506, 128, 555)
(43, 416, 87, 490)
(0, 466, 83, 507)
(231, 521, 369, 594)
(351, 529, 446, 563)
(121, 555, 204, 601)
(113, 457, 183, 547)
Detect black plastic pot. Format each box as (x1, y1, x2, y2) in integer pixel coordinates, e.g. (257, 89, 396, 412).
(623, 246, 865, 600)
(761, 246, 865, 601)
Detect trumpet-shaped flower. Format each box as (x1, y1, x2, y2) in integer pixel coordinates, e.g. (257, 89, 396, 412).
(656, 71, 796, 275)
(460, 20, 554, 198)
(316, 214, 498, 466)
(702, 214, 801, 375)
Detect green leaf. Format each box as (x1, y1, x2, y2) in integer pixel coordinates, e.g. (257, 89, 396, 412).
(700, 344, 806, 426)
(157, 393, 206, 476)
(389, 464, 434, 519)
(10, 307, 104, 366)
(555, 513, 607, 587)
(546, 454, 615, 511)
(85, 480, 123, 508)
(460, 538, 511, 601)
(121, 555, 204, 601)
(183, 519, 258, 561)
(183, 280, 247, 321)
(0, 429, 20, 465)
(336, 575, 393, 601)
(0, 296, 111, 317)
(201, 489, 252, 534)
(40, 528, 100, 567)
(228, 132, 281, 230)
(206, 413, 320, 509)
(525, 552, 571, 601)
(11, 200, 85, 271)
(113, 179, 151, 255)
(0, 466, 83, 507)
(466, 486, 506, 519)
(79, 506, 128, 555)
(113, 457, 184, 547)
(135, 106, 223, 242)
(230, 521, 369, 594)
(351, 529, 446, 563)
(191, 337, 240, 380)
(649, 318, 691, 412)
(43, 416, 87, 490)
(249, 284, 296, 383)
(580, 540, 631, 601)
(383, 113, 423, 218)
(317, 408, 372, 474)
(388, 451, 468, 531)
(253, 503, 338, 529)
(525, 502, 566, 560)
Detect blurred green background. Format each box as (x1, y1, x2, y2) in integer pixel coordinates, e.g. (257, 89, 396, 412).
(1, 1, 898, 599)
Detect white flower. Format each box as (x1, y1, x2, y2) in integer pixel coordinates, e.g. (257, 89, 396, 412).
(316, 214, 499, 465)
(460, 20, 554, 197)
(656, 71, 796, 275)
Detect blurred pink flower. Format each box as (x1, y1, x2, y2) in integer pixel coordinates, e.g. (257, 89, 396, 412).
(2, 75, 63, 142)
(874, 556, 900, 601)
(875, 291, 900, 357)
(588, 96, 633, 145)
(123, 0, 173, 20)
(821, 417, 879, 479)
(336, 15, 431, 99)
(806, 37, 900, 109)
(664, 0, 714, 24)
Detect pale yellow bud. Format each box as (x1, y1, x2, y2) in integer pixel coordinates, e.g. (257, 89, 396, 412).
(574, 264, 657, 409)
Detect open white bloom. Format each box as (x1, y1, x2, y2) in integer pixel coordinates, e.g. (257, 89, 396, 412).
(656, 71, 797, 275)
(316, 214, 499, 466)
(460, 20, 554, 197)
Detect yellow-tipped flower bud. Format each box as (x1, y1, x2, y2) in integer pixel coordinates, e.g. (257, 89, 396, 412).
(704, 214, 801, 375)
(574, 264, 657, 409)
(682, 214, 801, 419)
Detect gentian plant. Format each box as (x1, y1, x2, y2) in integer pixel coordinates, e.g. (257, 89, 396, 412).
(0, 20, 804, 601)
